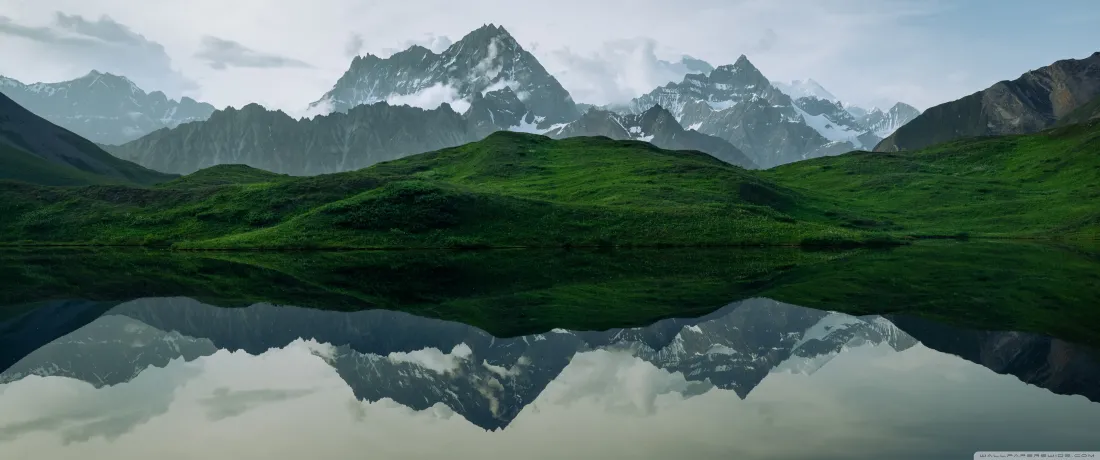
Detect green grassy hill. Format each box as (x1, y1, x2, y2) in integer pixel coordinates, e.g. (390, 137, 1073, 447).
(1, 121, 1098, 248)
(767, 119, 1100, 239)
(0, 144, 119, 186)
(0, 133, 877, 248)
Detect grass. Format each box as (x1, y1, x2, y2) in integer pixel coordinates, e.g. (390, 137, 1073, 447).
(1, 120, 1098, 249)
(0, 144, 120, 187)
(1, 241, 1097, 345)
(0, 132, 880, 249)
(766, 120, 1100, 239)
(0, 247, 842, 337)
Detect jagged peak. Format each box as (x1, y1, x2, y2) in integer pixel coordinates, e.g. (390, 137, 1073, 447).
(712, 55, 763, 79)
(456, 23, 518, 48)
(733, 54, 755, 69)
(890, 101, 919, 113)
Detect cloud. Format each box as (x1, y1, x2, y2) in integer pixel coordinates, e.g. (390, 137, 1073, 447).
(539, 38, 716, 106)
(0, 12, 195, 97)
(199, 387, 318, 421)
(344, 33, 365, 57)
(195, 36, 313, 70)
(380, 33, 454, 56)
(2, 0, 1095, 113)
(385, 82, 472, 114)
(750, 28, 779, 53)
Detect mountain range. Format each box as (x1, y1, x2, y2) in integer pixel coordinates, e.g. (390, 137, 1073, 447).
(3, 24, 924, 174)
(110, 88, 756, 175)
(0, 71, 215, 145)
(3, 296, 1096, 431)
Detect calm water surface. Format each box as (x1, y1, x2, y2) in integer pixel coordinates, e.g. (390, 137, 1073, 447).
(1, 246, 1098, 459)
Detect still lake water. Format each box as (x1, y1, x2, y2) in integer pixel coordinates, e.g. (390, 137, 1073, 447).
(1, 244, 1098, 459)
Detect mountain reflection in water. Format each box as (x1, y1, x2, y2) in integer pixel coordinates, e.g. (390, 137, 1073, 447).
(1, 296, 1099, 460)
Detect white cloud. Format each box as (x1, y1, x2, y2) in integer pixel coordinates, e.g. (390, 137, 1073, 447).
(385, 83, 472, 114)
(0, 11, 196, 97)
(0, 0, 1097, 112)
(539, 37, 716, 106)
(291, 96, 334, 119)
(385, 343, 473, 375)
(380, 33, 453, 56)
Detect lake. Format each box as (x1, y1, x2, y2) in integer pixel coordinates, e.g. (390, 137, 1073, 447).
(1, 242, 1099, 459)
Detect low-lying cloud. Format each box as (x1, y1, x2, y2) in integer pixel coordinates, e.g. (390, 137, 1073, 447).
(538, 38, 715, 106)
(385, 83, 472, 114)
(196, 36, 313, 70)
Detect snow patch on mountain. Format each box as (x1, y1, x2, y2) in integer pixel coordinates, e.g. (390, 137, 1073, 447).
(772, 79, 839, 102)
(793, 105, 866, 148)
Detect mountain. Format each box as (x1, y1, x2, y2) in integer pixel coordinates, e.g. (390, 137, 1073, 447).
(114, 89, 756, 175)
(876, 52, 1100, 152)
(858, 102, 921, 138)
(111, 101, 481, 175)
(1056, 93, 1100, 126)
(11, 295, 1095, 432)
(889, 316, 1100, 403)
(312, 24, 579, 126)
(771, 79, 839, 102)
(545, 105, 757, 168)
(0, 71, 215, 145)
(626, 55, 836, 167)
(770, 78, 920, 144)
(791, 96, 883, 151)
(0, 92, 176, 185)
(0, 297, 920, 430)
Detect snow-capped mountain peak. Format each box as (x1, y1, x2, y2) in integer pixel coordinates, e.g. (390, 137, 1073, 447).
(0, 72, 216, 145)
(772, 78, 839, 102)
(311, 24, 578, 126)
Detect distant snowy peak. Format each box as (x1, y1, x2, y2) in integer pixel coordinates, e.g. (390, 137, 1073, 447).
(793, 96, 876, 149)
(627, 54, 789, 121)
(772, 78, 839, 102)
(0, 71, 216, 145)
(313, 23, 578, 125)
(860, 102, 922, 138)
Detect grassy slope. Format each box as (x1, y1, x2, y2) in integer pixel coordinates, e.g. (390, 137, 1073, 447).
(767, 120, 1100, 239)
(0, 143, 120, 186)
(2, 242, 1096, 344)
(0, 133, 876, 248)
(2, 121, 1099, 248)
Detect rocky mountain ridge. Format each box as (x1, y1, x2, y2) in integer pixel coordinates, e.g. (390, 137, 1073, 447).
(0, 71, 215, 145)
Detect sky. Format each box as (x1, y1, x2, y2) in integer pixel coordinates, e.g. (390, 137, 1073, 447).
(0, 0, 1098, 114)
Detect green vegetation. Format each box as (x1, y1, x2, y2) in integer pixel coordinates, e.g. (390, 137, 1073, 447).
(0, 143, 119, 187)
(1, 120, 1099, 249)
(0, 247, 840, 336)
(760, 241, 1100, 347)
(767, 120, 1100, 239)
(2, 242, 1097, 345)
(0, 133, 876, 248)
